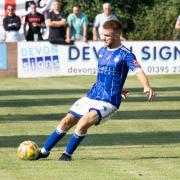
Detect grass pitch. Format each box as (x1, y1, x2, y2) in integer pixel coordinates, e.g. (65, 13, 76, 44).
(0, 75, 180, 180)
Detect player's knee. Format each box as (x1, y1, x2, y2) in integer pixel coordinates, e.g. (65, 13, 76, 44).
(58, 114, 78, 131)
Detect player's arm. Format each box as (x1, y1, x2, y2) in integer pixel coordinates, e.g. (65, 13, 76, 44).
(3, 18, 10, 31)
(39, 15, 46, 28)
(66, 25, 71, 43)
(136, 69, 154, 100)
(175, 17, 180, 30)
(125, 52, 154, 100)
(83, 24, 88, 42)
(47, 18, 66, 27)
(83, 16, 88, 42)
(23, 16, 28, 37)
(66, 16, 72, 43)
(92, 26, 98, 41)
(92, 16, 99, 41)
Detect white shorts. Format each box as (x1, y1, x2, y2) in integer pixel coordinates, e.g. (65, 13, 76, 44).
(69, 97, 117, 125)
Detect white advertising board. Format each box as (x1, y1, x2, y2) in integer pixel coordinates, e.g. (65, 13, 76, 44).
(18, 41, 180, 78)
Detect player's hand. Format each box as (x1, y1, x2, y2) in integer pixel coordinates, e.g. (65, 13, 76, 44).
(65, 38, 71, 44)
(60, 19, 67, 25)
(32, 22, 38, 27)
(121, 89, 129, 100)
(83, 36, 87, 42)
(93, 36, 98, 41)
(144, 88, 155, 101)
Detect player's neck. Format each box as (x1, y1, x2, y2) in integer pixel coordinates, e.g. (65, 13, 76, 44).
(109, 42, 122, 49)
(54, 10, 60, 14)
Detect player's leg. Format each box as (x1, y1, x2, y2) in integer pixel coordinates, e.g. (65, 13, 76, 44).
(60, 99, 117, 161)
(37, 113, 80, 159)
(60, 110, 99, 161)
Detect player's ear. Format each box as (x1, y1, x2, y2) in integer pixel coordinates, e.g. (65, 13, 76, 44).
(114, 33, 120, 39)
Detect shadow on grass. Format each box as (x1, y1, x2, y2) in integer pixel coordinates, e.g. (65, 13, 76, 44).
(0, 113, 65, 122)
(1, 131, 180, 148)
(77, 156, 180, 161)
(0, 96, 180, 107)
(0, 89, 88, 96)
(0, 87, 180, 96)
(138, 156, 180, 160)
(112, 110, 180, 120)
(0, 109, 180, 122)
(0, 98, 78, 107)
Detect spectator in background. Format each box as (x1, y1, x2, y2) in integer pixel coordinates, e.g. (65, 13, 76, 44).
(66, 4, 88, 42)
(175, 15, 180, 40)
(24, 2, 46, 41)
(175, 15, 180, 30)
(47, 0, 68, 44)
(93, 3, 118, 41)
(3, 5, 21, 42)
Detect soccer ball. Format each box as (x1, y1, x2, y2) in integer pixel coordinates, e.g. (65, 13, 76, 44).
(17, 140, 39, 160)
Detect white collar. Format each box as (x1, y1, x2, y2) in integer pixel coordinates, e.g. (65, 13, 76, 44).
(107, 44, 123, 51)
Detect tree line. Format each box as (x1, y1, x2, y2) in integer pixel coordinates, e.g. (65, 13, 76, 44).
(60, 0, 180, 40)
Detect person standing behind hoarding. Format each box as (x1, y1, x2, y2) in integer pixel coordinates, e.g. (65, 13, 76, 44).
(3, 5, 21, 42)
(92, 2, 118, 41)
(47, 0, 68, 44)
(66, 4, 88, 42)
(24, 2, 46, 41)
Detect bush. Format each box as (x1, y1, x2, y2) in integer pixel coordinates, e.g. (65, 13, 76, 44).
(61, 0, 180, 40)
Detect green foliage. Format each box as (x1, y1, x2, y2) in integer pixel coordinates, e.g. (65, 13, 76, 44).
(60, 0, 180, 40)
(127, 0, 180, 40)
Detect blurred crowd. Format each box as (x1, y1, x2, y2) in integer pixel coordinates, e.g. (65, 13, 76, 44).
(2, 1, 126, 43)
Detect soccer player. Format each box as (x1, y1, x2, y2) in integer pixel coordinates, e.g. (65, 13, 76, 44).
(37, 20, 155, 161)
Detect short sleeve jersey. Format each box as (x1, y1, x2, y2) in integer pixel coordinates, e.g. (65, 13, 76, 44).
(25, 12, 45, 34)
(87, 45, 141, 108)
(47, 11, 66, 40)
(67, 12, 88, 39)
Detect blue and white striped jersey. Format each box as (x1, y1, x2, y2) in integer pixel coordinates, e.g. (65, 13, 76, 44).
(87, 45, 141, 108)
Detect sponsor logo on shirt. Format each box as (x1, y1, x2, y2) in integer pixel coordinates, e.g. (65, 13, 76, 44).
(114, 55, 119, 62)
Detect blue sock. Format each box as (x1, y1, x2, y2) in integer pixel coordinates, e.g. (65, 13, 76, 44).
(44, 128, 66, 152)
(65, 133, 85, 155)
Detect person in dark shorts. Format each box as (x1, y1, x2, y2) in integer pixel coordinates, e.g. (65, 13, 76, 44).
(24, 2, 45, 41)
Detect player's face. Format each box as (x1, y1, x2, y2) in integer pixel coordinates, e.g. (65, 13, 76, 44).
(53, 2, 60, 11)
(103, 29, 119, 48)
(30, 4, 36, 13)
(103, 7, 111, 16)
(7, 6, 14, 15)
(73, 7, 80, 16)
